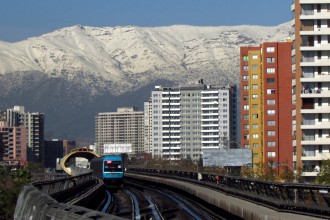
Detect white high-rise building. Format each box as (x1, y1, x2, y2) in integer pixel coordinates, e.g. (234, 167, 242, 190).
(95, 107, 144, 155)
(146, 80, 237, 161)
(292, 1, 330, 181)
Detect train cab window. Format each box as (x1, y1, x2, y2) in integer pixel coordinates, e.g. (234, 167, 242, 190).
(104, 161, 122, 172)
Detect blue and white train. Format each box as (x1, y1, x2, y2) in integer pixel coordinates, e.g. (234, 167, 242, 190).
(90, 155, 124, 186)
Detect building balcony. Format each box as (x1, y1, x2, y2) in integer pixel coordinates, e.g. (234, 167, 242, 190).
(201, 118, 219, 122)
(162, 152, 181, 156)
(202, 140, 219, 144)
(201, 129, 219, 132)
(201, 107, 219, 111)
(302, 122, 330, 129)
(300, 44, 330, 51)
(300, 57, 330, 67)
(301, 171, 319, 177)
(301, 106, 330, 113)
(302, 152, 330, 161)
(202, 91, 219, 94)
(300, 12, 330, 20)
(165, 141, 181, 145)
(202, 135, 219, 138)
(301, 74, 330, 82)
(202, 101, 219, 105)
(201, 123, 219, 127)
(301, 89, 330, 98)
(201, 112, 219, 116)
(300, 28, 330, 36)
(301, 137, 330, 145)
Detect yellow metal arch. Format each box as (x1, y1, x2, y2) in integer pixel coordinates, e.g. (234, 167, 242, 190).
(61, 147, 100, 175)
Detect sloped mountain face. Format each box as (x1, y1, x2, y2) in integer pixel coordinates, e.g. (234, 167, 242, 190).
(0, 23, 291, 143)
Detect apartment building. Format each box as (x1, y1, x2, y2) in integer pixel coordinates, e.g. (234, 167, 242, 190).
(240, 42, 294, 170)
(292, 1, 330, 181)
(144, 99, 153, 154)
(0, 121, 27, 166)
(1, 106, 44, 163)
(95, 107, 144, 155)
(147, 80, 237, 161)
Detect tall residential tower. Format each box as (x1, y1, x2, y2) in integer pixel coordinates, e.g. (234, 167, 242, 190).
(147, 80, 237, 161)
(292, 1, 330, 181)
(240, 42, 294, 170)
(95, 107, 144, 155)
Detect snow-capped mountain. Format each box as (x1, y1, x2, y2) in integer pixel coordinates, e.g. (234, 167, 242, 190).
(0, 23, 291, 142)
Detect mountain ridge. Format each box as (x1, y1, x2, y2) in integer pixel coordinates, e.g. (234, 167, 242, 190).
(0, 22, 291, 142)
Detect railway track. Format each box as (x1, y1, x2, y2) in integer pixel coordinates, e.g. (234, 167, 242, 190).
(96, 180, 230, 220)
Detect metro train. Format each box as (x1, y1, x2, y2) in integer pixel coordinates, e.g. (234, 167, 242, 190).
(90, 155, 124, 186)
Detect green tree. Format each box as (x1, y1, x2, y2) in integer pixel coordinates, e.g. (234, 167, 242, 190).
(317, 159, 330, 184)
(0, 166, 33, 220)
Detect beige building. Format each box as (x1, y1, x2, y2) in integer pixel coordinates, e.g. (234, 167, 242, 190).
(95, 107, 144, 155)
(292, 1, 330, 181)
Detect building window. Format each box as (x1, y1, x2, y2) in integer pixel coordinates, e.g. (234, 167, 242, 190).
(267, 89, 276, 94)
(243, 66, 249, 71)
(252, 55, 258, 59)
(252, 74, 258, 79)
(244, 135, 249, 140)
(252, 65, 258, 69)
(267, 141, 276, 147)
(252, 123, 258, 128)
(267, 152, 276, 158)
(266, 78, 275, 84)
(253, 143, 259, 148)
(252, 114, 258, 118)
(252, 94, 258, 99)
(244, 124, 249, 130)
(252, 133, 259, 138)
(252, 104, 258, 109)
(268, 130, 275, 136)
(252, 84, 258, 89)
(267, 110, 275, 115)
(243, 86, 249, 91)
(243, 75, 249, 81)
(266, 57, 275, 63)
(266, 68, 275, 74)
(243, 56, 249, 61)
(253, 153, 259, 158)
(243, 105, 249, 110)
(244, 114, 249, 120)
(266, 47, 275, 52)
(267, 99, 275, 105)
(267, 120, 275, 126)
(243, 95, 248, 100)
(244, 144, 249, 148)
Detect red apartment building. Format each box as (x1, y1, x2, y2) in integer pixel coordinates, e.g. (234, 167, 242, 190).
(240, 42, 295, 171)
(0, 121, 27, 166)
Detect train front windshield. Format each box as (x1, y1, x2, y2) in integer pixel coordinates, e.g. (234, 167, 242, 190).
(104, 160, 122, 172)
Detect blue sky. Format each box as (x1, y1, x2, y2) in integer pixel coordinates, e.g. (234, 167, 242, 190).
(0, 0, 292, 42)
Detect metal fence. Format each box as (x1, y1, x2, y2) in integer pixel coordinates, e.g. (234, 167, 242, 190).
(14, 172, 125, 220)
(128, 167, 330, 218)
